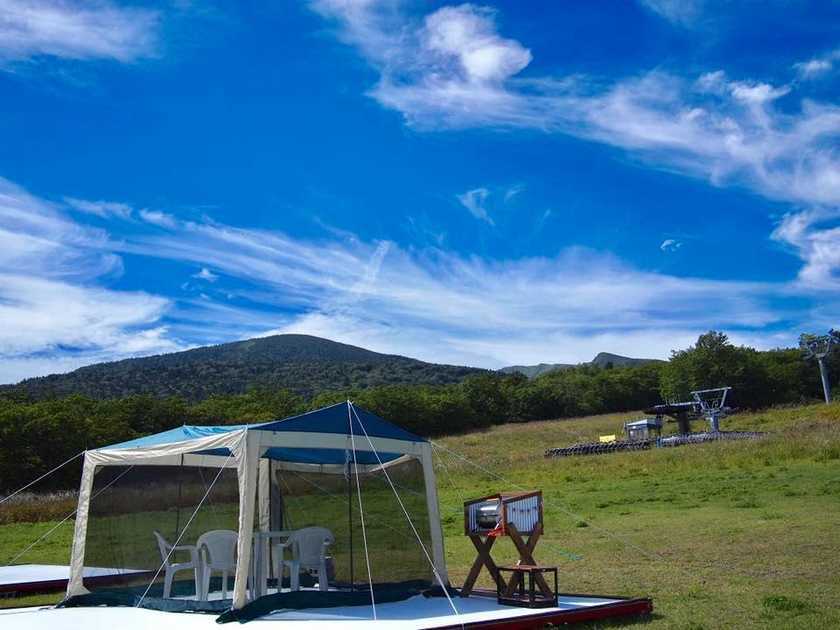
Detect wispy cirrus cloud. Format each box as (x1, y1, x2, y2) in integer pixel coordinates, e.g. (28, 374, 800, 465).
(193, 267, 219, 282)
(0, 0, 160, 64)
(0, 178, 178, 381)
(772, 208, 840, 291)
(65, 197, 133, 220)
(637, 0, 704, 26)
(311, 1, 840, 289)
(311, 2, 840, 210)
(114, 206, 796, 368)
(139, 209, 178, 229)
(456, 187, 493, 224)
(0, 176, 827, 381)
(660, 238, 682, 252)
(794, 48, 840, 80)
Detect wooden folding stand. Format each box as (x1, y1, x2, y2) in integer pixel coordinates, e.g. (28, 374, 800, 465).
(461, 491, 555, 604)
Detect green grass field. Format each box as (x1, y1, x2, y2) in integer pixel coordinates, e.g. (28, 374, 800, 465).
(2, 402, 839, 628)
(434, 403, 840, 629)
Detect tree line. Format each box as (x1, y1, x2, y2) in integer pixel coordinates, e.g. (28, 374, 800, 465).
(0, 332, 835, 492)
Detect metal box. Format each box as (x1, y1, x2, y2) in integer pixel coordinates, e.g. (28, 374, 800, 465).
(464, 491, 543, 536)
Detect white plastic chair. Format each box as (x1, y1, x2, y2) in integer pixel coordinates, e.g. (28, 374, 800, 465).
(274, 527, 334, 592)
(197, 529, 239, 600)
(153, 530, 200, 599)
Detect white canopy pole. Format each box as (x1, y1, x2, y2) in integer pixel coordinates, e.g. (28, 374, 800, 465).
(419, 442, 449, 585)
(66, 454, 96, 598)
(257, 458, 271, 590)
(232, 430, 259, 609)
(258, 459, 271, 533)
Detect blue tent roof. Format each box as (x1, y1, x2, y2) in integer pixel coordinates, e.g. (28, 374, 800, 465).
(103, 424, 250, 450)
(252, 403, 425, 443)
(101, 402, 423, 466)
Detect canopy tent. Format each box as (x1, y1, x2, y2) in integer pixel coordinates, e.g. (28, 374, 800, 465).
(66, 402, 447, 611)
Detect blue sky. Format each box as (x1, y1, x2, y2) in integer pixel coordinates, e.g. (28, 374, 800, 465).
(0, 0, 838, 382)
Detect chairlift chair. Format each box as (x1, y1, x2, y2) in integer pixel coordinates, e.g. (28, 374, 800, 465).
(273, 527, 334, 592)
(153, 530, 200, 599)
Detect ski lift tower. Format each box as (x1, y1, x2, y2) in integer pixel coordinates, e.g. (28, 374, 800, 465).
(800, 331, 837, 404)
(691, 387, 731, 433)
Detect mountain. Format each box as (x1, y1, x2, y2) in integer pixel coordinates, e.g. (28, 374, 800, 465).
(500, 352, 663, 378)
(4, 334, 483, 401)
(590, 352, 662, 368)
(498, 363, 573, 378)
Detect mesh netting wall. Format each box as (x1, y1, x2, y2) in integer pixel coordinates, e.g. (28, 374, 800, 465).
(80, 455, 433, 604)
(274, 456, 433, 589)
(84, 464, 240, 599)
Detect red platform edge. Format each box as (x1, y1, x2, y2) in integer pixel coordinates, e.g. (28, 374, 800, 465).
(434, 592, 653, 629)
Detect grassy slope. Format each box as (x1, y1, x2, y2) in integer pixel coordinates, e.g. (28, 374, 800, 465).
(435, 403, 840, 629)
(3, 403, 839, 628)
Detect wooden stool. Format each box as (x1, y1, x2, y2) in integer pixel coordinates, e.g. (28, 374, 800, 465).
(496, 564, 558, 608)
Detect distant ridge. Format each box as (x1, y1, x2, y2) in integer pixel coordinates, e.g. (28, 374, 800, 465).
(590, 352, 662, 368)
(5, 334, 483, 401)
(498, 363, 573, 378)
(500, 352, 662, 378)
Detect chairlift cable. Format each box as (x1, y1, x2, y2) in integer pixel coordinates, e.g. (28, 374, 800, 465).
(349, 403, 463, 628)
(431, 441, 758, 614)
(347, 402, 377, 619)
(0, 450, 84, 507)
(431, 442, 468, 509)
(430, 440, 666, 563)
(433, 443, 583, 562)
(434, 443, 586, 562)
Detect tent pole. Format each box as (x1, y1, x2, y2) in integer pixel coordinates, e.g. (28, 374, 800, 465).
(420, 443, 449, 585)
(347, 455, 354, 591)
(174, 454, 184, 539)
(66, 455, 96, 598)
(232, 431, 259, 609)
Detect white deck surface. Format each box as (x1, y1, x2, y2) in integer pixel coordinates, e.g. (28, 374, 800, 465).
(0, 594, 622, 629)
(0, 565, 145, 587)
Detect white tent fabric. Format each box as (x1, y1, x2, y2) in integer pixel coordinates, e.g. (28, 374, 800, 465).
(65, 403, 447, 610)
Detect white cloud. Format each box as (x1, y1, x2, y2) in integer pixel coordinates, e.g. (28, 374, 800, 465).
(794, 49, 840, 80)
(0, 273, 172, 356)
(422, 4, 531, 83)
(0, 175, 824, 380)
(637, 0, 704, 25)
(0, 177, 120, 279)
(772, 209, 840, 290)
(0, 178, 180, 382)
(118, 213, 796, 368)
(65, 197, 133, 220)
(503, 184, 524, 202)
(193, 267, 218, 282)
(660, 238, 682, 252)
(311, 2, 840, 210)
(139, 208, 178, 229)
(456, 187, 493, 224)
(0, 0, 160, 63)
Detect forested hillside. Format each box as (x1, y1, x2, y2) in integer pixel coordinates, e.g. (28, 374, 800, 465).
(1, 331, 836, 493)
(2, 334, 482, 401)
